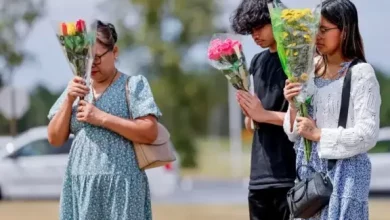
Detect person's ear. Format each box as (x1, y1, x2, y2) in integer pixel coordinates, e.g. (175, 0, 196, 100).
(113, 46, 119, 60)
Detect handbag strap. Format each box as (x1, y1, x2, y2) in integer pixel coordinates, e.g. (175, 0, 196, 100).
(125, 76, 133, 119)
(327, 58, 362, 171)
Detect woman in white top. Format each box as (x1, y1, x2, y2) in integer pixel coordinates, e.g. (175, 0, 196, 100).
(283, 0, 381, 219)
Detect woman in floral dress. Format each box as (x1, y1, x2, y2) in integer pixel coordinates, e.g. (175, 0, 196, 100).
(47, 20, 161, 220)
(283, 0, 381, 219)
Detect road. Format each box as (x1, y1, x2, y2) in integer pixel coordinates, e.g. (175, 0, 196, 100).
(153, 178, 249, 204)
(1, 179, 389, 220)
(153, 178, 390, 205)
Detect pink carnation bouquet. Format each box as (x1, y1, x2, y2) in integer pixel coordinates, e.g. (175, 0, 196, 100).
(207, 34, 250, 91)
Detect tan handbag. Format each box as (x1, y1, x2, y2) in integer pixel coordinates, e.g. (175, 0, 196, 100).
(125, 76, 176, 170)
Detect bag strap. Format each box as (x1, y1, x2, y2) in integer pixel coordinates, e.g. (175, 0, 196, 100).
(327, 58, 362, 170)
(125, 76, 133, 119)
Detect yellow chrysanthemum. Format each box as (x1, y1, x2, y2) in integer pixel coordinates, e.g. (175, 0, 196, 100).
(300, 73, 309, 82)
(288, 43, 297, 47)
(281, 9, 293, 20)
(302, 8, 311, 14)
(282, 32, 289, 39)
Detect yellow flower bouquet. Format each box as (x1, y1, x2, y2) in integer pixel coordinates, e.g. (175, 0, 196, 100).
(268, 0, 321, 162)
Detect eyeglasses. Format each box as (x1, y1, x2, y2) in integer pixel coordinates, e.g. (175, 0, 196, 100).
(93, 49, 111, 65)
(318, 27, 338, 37)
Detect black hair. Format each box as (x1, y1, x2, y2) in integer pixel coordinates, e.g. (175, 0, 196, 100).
(317, 0, 366, 74)
(96, 20, 118, 50)
(230, 0, 272, 35)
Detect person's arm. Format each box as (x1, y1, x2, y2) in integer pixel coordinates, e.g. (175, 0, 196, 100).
(317, 63, 381, 159)
(100, 114, 157, 144)
(104, 75, 162, 144)
(47, 90, 73, 147)
(254, 110, 285, 126)
(283, 106, 299, 142)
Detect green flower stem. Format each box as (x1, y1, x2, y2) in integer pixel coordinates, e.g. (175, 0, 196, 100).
(296, 100, 312, 162)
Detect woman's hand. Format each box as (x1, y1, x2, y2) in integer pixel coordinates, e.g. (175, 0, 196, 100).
(296, 116, 321, 141)
(236, 92, 250, 117)
(76, 100, 106, 126)
(67, 77, 90, 103)
(283, 79, 301, 109)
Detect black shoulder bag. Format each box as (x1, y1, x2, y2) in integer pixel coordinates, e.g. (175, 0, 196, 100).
(286, 59, 362, 219)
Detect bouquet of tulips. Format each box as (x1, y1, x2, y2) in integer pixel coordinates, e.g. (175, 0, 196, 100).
(207, 34, 250, 91)
(54, 19, 97, 88)
(268, 0, 321, 162)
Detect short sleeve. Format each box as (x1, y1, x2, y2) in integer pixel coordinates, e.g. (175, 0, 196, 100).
(128, 75, 162, 119)
(249, 53, 262, 76)
(47, 88, 68, 121)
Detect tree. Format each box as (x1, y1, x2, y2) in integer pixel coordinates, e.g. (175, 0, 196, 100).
(17, 85, 60, 133)
(376, 69, 390, 127)
(100, 0, 226, 167)
(0, 0, 45, 135)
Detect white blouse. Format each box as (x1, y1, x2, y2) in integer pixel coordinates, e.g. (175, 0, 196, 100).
(283, 63, 381, 159)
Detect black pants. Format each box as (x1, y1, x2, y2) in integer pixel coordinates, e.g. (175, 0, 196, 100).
(248, 187, 291, 220)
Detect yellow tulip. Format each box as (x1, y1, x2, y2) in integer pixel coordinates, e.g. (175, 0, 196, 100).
(67, 23, 77, 36)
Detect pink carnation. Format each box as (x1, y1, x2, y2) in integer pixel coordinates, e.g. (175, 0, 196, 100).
(210, 39, 223, 48)
(207, 38, 243, 60)
(208, 39, 224, 60)
(231, 40, 242, 50)
(220, 39, 235, 56)
(208, 48, 221, 60)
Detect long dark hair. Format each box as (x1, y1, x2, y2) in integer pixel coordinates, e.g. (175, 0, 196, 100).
(316, 0, 366, 75)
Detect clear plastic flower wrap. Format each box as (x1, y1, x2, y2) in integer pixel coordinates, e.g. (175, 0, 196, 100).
(268, 0, 321, 162)
(207, 33, 250, 91)
(49, 3, 98, 101)
(52, 19, 97, 88)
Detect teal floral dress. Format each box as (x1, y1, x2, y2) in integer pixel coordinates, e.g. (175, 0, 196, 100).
(48, 73, 162, 220)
